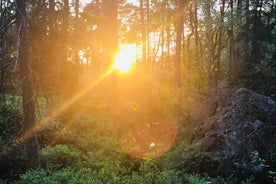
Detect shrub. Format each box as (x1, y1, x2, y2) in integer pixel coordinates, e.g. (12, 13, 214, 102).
(15, 167, 102, 184)
(155, 170, 183, 184)
(0, 100, 23, 142)
(0, 100, 28, 180)
(37, 120, 61, 147)
(159, 144, 214, 174)
(40, 145, 82, 170)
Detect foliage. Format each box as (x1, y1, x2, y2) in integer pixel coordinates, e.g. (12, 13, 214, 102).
(37, 120, 61, 147)
(40, 144, 82, 170)
(15, 168, 102, 184)
(0, 97, 23, 141)
(251, 151, 276, 183)
(0, 98, 28, 179)
(15, 167, 255, 184)
(183, 173, 255, 184)
(1, 0, 275, 183)
(159, 144, 214, 174)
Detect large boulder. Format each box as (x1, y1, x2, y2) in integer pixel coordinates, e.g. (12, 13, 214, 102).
(191, 88, 276, 180)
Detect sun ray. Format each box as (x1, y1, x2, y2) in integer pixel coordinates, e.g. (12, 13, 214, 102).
(1, 67, 114, 157)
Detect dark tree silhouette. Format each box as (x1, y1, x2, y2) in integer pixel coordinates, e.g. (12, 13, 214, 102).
(15, 0, 40, 166)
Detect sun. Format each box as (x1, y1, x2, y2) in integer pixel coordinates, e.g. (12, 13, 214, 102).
(113, 44, 137, 73)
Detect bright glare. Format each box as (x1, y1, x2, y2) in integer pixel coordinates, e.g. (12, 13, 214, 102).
(114, 44, 137, 73)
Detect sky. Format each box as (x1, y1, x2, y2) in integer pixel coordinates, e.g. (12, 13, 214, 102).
(126, 0, 139, 6)
(80, 0, 139, 6)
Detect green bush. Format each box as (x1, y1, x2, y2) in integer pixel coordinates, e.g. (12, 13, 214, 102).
(0, 100, 28, 180)
(113, 170, 183, 184)
(184, 174, 223, 184)
(155, 170, 183, 184)
(159, 144, 214, 174)
(15, 167, 102, 184)
(15, 168, 253, 184)
(37, 120, 61, 147)
(0, 100, 23, 142)
(40, 145, 82, 170)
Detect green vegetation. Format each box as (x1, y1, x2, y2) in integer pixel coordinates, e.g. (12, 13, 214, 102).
(0, 106, 256, 183)
(1, 0, 275, 183)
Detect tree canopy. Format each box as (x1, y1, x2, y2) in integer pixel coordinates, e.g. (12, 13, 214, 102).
(0, 0, 275, 183)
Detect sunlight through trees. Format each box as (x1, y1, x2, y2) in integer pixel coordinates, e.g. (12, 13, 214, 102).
(0, 0, 275, 183)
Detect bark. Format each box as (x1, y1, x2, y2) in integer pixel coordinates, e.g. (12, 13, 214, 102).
(214, 0, 225, 91)
(102, 0, 118, 65)
(166, 3, 171, 70)
(244, 0, 250, 59)
(15, 0, 40, 166)
(75, 0, 80, 66)
(175, 0, 184, 86)
(140, 0, 146, 63)
(204, 0, 214, 73)
(49, 0, 55, 30)
(194, 2, 202, 69)
(229, 0, 234, 79)
(146, 0, 150, 64)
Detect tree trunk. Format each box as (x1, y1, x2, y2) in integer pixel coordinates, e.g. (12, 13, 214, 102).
(140, 0, 146, 63)
(146, 0, 150, 64)
(175, 0, 184, 87)
(103, 0, 118, 66)
(194, 2, 201, 69)
(15, 0, 40, 167)
(229, 0, 234, 80)
(214, 0, 225, 92)
(166, 3, 171, 71)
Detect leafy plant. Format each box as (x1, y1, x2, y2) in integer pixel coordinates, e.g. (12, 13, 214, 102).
(15, 167, 102, 184)
(251, 151, 276, 183)
(40, 145, 82, 170)
(37, 120, 61, 147)
(159, 144, 214, 174)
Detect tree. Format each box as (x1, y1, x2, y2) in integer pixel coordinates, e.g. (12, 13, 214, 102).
(175, 0, 184, 86)
(102, 0, 118, 66)
(140, 0, 146, 63)
(15, 0, 40, 166)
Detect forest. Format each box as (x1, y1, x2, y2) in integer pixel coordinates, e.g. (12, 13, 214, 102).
(0, 0, 276, 183)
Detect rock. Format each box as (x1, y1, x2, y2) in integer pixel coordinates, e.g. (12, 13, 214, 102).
(191, 88, 276, 180)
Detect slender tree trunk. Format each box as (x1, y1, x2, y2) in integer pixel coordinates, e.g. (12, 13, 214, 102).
(74, 0, 80, 83)
(204, 0, 216, 94)
(166, 4, 171, 71)
(49, 0, 55, 30)
(229, 0, 234, 80)
(161, 29, 164, 68)
(48, 0, 56, 88)
(245, 0, 250, 60)
(205, 0, 213, 68)
(160, 1, 166, 68)
(63, 0, 69, 55)
(140, 0, 146, 63)
(187, 3, 194, 67)
(146, 0, 150, 64)
(214, 0, 225, 92)
(95, 0, 101, 72)
(75, 0, 79, 64)
(175, 0, 184, 87)
(194, 2, 201, 69)
(102, 0, 119, 135)
(103, 0, 118, 65)
(15, 0, 40, 167)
